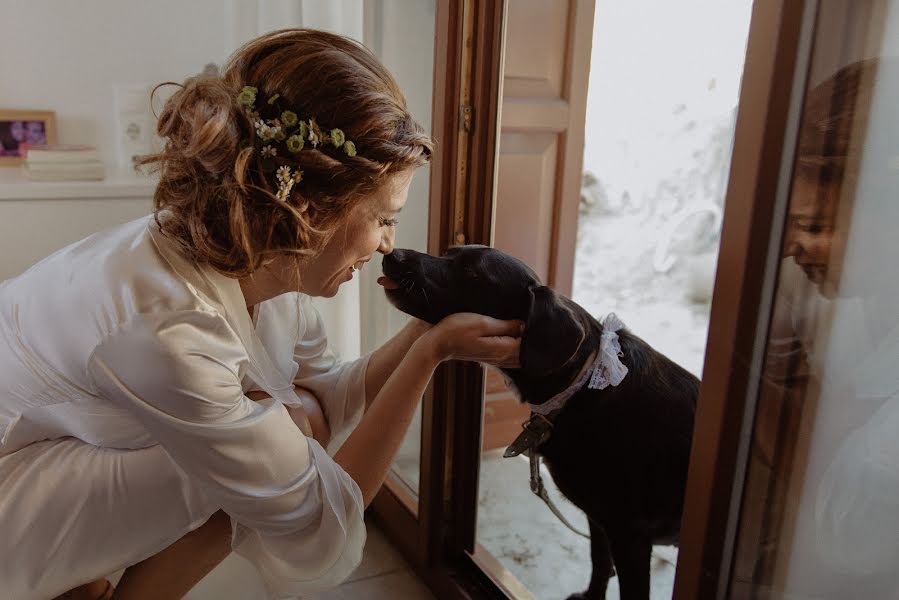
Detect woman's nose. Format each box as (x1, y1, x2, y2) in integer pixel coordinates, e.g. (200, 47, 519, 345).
(378, 230, 395, 255)
(783, 230, 801, 258)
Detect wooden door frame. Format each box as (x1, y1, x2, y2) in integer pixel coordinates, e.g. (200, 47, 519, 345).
(370, 0, 509, 597)
(672, 1, 820, 597)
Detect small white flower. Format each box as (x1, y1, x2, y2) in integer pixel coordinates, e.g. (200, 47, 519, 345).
(261, 145, 277, 158)
(276, 179, 294, 201)
(255, 120, 281, 141)
(307, 119, 320, 148)
(276, 166, 292, 184)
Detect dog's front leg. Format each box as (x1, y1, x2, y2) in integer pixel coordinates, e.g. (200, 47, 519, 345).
(565, 520, 614, 600)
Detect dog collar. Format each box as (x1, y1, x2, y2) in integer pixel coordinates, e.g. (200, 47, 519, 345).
(527, 351, 600, 415)
(503, 412, 554, 458)
(527, 313, 630, 416)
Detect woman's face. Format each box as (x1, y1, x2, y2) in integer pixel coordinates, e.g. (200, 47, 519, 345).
(296, 169, 414, 297)
(783, 175, 843, 297)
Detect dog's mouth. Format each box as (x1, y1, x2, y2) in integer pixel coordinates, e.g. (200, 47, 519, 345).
(377, 276, 401, 290)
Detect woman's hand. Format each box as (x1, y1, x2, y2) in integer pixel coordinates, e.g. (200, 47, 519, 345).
(419, 312, 523, 368)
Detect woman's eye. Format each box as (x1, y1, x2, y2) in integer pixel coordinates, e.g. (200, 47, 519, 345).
(379, 217, 399, 227)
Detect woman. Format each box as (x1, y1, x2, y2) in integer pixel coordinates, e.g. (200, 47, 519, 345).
(0, 29, 521, 599)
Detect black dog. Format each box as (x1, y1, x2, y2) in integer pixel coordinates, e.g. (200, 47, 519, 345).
(380, 245, 698, 600)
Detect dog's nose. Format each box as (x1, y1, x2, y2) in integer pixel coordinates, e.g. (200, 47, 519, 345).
(385, 248, 408, 264)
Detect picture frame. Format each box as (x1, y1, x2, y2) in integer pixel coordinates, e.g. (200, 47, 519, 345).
(0, 109, 58, 166)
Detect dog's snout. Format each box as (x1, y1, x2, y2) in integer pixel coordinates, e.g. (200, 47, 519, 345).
(385, 248, 409, 264)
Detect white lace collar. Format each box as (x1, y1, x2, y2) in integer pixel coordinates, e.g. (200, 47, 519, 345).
(520, 313, 630, 415)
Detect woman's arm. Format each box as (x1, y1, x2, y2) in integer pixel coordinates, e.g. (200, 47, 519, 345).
(335, 313, 521, 506)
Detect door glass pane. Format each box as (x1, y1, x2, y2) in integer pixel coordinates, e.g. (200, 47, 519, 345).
(475, 2, 753, 598)
(358, 0, 436, 508)
(731, 3, 899, 597)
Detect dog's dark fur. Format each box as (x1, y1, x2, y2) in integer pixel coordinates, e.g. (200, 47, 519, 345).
(382, 245, 698, 600)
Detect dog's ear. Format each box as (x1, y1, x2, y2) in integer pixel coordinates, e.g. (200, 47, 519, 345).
(519, 285, 586, 374)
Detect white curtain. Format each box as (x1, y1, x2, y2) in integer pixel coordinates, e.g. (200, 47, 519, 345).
(223, 0, 365, 362)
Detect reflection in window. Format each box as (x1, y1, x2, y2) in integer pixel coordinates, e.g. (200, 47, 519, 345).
(732, 46, 899, 599)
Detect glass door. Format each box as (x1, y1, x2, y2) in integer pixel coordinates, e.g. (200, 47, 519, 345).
(472, 1, 754, 598)
(677, 0, 899, 597)
(728, 2, 898, 597)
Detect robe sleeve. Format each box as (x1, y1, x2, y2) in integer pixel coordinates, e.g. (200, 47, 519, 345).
(814, 393, 899, 576)
(290, 294, 370, 454)
(86, 310, 365, 598)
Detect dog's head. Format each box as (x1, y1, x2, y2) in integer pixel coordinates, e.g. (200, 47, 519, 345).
(380, 246, 588, 375)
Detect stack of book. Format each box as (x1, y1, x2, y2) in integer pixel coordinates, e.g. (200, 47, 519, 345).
(21, 145, 106, 181)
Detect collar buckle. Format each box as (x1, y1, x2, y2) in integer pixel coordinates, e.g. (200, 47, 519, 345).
(503, 413, 554, 458)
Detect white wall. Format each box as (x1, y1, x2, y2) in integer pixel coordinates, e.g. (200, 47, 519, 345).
(0, 0, 228, 289)
(0, 0, 228, 166)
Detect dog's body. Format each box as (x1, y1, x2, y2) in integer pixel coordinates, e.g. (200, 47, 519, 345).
(380, 245, 698, 600)
(527, 305, 697, 600)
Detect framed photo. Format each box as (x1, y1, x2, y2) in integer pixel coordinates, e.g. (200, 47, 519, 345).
(0, 109, 58, 166)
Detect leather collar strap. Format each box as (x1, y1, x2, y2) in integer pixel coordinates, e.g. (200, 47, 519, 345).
(503, 412, 554, 458)
(527, 351, 599, 416)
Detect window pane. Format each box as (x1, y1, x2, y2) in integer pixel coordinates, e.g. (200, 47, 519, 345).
(358, 0, 436, 508)
(731, 3, 899, 597)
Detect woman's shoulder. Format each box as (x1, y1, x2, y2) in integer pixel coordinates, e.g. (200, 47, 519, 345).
(90, 307, 247, 390)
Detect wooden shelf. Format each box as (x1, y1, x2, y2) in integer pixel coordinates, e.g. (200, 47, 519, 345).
(0, 167, 157, 201)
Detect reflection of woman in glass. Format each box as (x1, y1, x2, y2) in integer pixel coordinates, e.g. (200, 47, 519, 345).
(809, 57, 899, 593)
(757, 58, 899, 597)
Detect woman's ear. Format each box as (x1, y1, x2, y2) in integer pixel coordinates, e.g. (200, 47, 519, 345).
(519, 285, 586, 375)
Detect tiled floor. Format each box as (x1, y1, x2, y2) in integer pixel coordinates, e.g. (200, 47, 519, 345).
(108, 520, 434, 600)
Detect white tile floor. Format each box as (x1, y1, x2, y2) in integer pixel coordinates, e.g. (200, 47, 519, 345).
(108, 520, 434, 600)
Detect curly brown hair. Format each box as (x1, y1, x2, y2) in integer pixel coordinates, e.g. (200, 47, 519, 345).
(795, 59, 877, 186)
(139, 28, 434, 278)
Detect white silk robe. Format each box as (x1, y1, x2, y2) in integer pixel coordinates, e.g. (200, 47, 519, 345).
(0, 215, 369, 599)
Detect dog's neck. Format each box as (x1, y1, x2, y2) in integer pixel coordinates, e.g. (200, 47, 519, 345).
(501, 312, 603, 409)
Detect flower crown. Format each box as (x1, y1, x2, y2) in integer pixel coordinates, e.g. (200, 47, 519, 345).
(237, 85, 358, 201)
